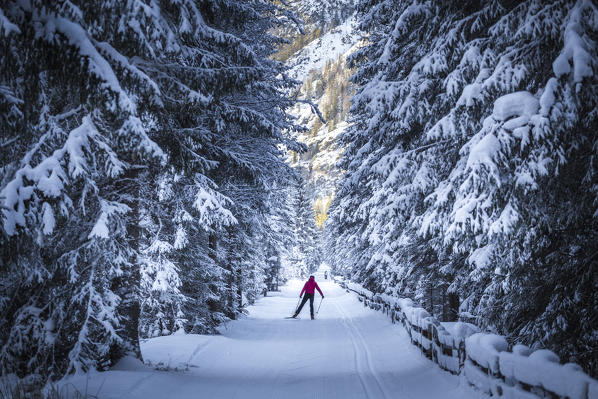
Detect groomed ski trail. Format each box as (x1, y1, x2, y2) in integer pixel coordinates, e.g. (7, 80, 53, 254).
(334, 299, 389, 399)
(64, 278, 489, 399)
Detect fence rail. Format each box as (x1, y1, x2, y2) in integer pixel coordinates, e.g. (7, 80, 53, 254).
(335, 278, 598, 399)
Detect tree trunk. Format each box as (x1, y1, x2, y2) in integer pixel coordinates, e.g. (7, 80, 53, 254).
(429, 284, 434, 316)
(442, 289, 447, 322)
(111, 168, 142, 364)
(236, 264, 243, 313)
(447, 292, 459, 322)
(211, 232, 236, 320)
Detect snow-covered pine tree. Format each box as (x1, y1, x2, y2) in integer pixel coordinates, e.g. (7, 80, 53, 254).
(137, 0, 306, 327)
(288, 170, 322, 277)
(138, 173, 187, 339)
(0, 0, 303, 383)
(263, 181, 297, 291)
(212, 153, 300, 318)
(0, 0, 170, 379)
(296, 0, 355, 26)
(175, 0, 306, 321)
(329, 0, 598, 375)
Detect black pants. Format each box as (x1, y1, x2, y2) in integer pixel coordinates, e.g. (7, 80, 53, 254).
(296, 293, 315, 316)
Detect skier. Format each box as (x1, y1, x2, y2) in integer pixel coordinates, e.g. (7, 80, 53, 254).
(324, 271, 328, 280)
(292, 275, 324, 320)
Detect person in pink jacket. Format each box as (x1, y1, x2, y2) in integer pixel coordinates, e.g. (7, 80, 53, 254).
(292, 275, 324, 319)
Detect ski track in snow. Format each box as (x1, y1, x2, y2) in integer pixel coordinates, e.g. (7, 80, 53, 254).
(334, 299, 388, 399)
(187, 339, 214, 366)
(63, 273, 489, 399)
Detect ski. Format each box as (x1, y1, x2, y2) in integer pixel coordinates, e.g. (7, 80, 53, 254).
(284, 316, 300, 319)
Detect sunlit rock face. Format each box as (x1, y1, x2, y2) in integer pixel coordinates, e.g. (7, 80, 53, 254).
(282, 0, 361, 221)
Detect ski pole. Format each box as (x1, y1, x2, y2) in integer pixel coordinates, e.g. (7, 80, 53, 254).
(294, 296, 301, 313)
(316, 297, 324, 314)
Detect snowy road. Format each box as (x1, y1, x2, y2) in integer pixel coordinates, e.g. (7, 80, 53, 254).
(66, 279, 487, 399)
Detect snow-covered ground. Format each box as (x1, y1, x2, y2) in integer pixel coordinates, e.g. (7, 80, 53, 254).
(62, 277, 488, 399)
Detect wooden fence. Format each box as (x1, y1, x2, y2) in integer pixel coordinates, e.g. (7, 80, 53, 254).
(336, 278, 598, 399)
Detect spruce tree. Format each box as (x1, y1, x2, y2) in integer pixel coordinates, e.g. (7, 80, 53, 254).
(0, 0, 303, 382)
(328, 0, 598, 376)
(289, 171, 322, 277)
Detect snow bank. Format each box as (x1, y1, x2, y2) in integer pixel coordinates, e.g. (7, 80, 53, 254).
(436, 345, 460, 373)
(408, 307, 431, 329)
(346, 282, 373, 299)
(379, 293, 399, 308)
(435, 323, 452, 345)
(463, 359, 496, 395)
(440, 322, 480, 347)
(397, 297, 415, 311)
(462, 336, 598, 399)
(465, 333, 508, 374)
(499, 349, 593, 399)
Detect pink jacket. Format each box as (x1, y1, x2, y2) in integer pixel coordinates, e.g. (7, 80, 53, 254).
(300, 277, 323, 297)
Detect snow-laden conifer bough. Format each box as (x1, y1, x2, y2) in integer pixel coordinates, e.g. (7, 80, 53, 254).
(0, 0, 308, 388)
(327, 0, 598, 380)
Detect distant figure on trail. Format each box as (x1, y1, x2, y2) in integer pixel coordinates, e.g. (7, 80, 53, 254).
(292, 275, 324, 320)
(324, 271, 328, 280)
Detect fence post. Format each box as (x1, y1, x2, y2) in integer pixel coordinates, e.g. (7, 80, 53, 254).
(458, 342, 466, 370)
(448, 292, 459, 322)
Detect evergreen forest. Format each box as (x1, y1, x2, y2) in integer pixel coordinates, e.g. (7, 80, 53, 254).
(0, 0, 597, 393)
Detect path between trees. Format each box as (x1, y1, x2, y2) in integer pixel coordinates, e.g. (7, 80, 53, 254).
(65, 278, 489, 399)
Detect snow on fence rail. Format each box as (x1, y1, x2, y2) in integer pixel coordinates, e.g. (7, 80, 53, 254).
(337, 279, 598, 399)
